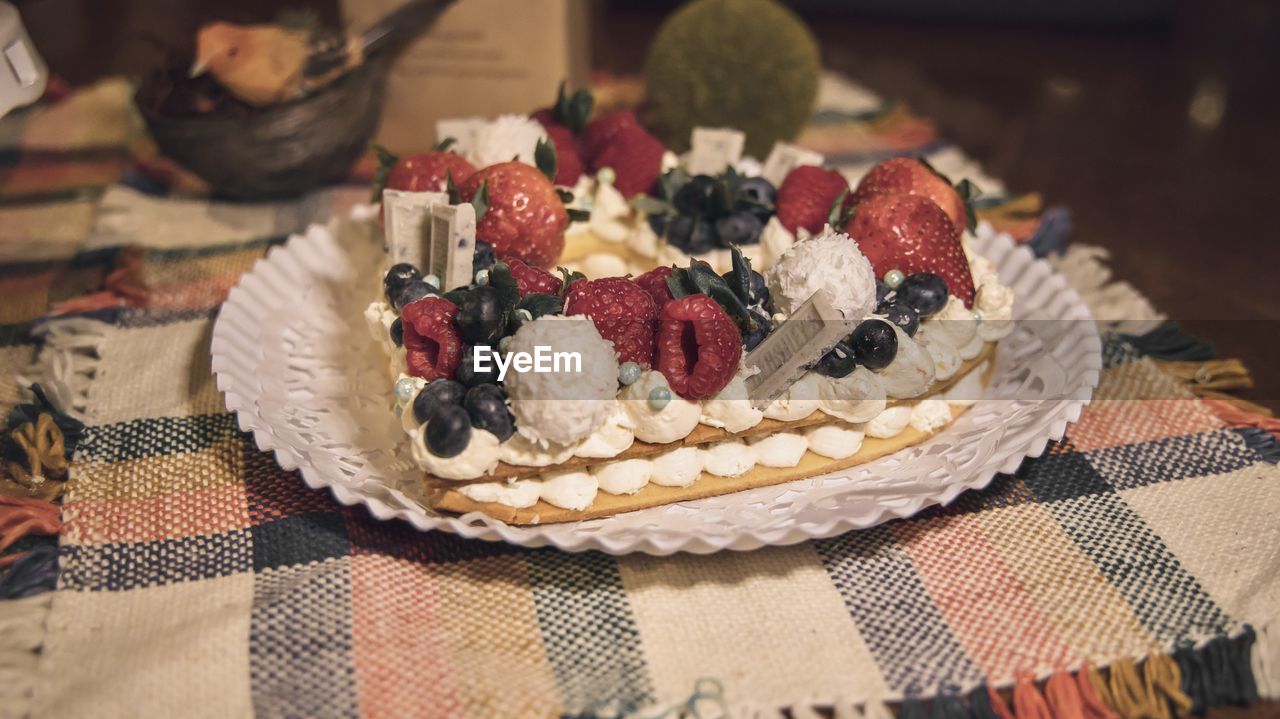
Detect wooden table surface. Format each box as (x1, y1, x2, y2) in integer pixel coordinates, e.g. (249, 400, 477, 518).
(592, 0, 1280, 415)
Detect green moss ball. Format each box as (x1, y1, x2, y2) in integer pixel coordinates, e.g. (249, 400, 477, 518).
(643, 0, 821, 158)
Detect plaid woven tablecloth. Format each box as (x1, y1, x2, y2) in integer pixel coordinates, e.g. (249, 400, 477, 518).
(1, 74, 1278, 719)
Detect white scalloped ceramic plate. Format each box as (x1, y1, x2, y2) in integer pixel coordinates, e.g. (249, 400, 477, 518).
(211, 215, 1101, 555)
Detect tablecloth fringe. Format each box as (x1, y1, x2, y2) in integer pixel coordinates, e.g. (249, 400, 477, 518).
(1047, 245, 1165, 335)
(0, 592, 52, 719)
(644, 627, 1279, 719)
(16, 317, 107, 424)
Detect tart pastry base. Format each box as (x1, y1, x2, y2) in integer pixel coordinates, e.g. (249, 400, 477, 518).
(425, 350, 995, 524)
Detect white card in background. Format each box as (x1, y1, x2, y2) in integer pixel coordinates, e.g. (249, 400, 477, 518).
(686, 127, 745, 176)
(435, 117, 486, 157)
(429, 202, 478, 292)
(383, 190, 448, 270)
(760, 141, 825, 186)
(744, 290, 858, 409)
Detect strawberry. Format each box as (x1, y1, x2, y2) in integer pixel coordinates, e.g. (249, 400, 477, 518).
(849, 157, 966, 233)
(539, 123, 584, 185)
(564, 277, 659, 368)
(591, 124, 665, 198)
(634, 265, 676, 311)
(382, 151, 476, 196)
(775, 165, 850, 234)
(401, 297, 463, 381)
(845, 193, 976, 307)
(582, 110, 638, 160)
(503, 256, 563, 296)
(532, 84, 593, 186)
(460, 162, 568, 269)
(656, 294, 742, 400)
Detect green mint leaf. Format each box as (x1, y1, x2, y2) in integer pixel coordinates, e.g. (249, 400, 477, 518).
(827, 188, 850, 227)
(566, 208, 591, 223)
(535, 138, 558, 183)
(472, 180, 489, 222)
(370, 143, 399, 202)
(433, 136, 457, 153)
(445, 170, 461, 205)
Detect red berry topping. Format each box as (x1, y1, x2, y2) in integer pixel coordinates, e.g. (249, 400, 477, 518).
(503, 256, 563, 296)
(656, 294, 742, 400)
(634, 265, 676, 310)
(582, 110, 639, 160)
(775, 165, 850, 234)
(385, 152, 476, 194)
(845, 193, 976, 306)
(590, 124, 666, 198)
(849, 157, 966, 233)
(563, 277, 659, 368)
(401, 297, 463, 381)
(536, 121, 585, 186)
(460, 162, 568, 269)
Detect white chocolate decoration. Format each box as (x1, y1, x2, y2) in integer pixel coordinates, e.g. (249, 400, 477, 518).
(505, 316, 619, 447)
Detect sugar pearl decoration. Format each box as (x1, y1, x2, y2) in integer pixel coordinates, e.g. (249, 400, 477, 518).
(424, 274, 440, 289)
(647, 386, 671, 411)
(475, 269, 490, 286)
(618, 362, 642, 386)
(394, 377, 416, 402)
(884, 269, 905, 289)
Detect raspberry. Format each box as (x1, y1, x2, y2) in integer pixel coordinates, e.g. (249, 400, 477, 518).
(563, 277, 658, 368)
(590, 124, 665, 198)
(401, 297, 463, 381)
(656, 294, 742, 400)
(634, 265, 676, 310)
(503, 256, 563, 296)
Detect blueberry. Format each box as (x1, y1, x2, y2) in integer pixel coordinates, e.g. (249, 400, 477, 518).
(733, 177, 776, 220)
(666, 215, 693, 249)
(883, 301, 919, 337)
(392, 280, 436, 311)
(897, 273, 949, 317)
(456, 345, 502, 387)
(648, 213, 669, 237)
(425, 404, 472, 458)
(686, 219, 716, 253)
(813, 341, 856, 378)
(472, 240, 496, 276)
(741, 309, 773, 351)
(389, 317, 403, 347)
(463, 384, 515, 441)
(714, 211, 763, 247)
(850, 319, 898, 370)
(384, 263, 421, 304)
(673, 175, 719, 217)
(455, 286, 507, 345)
(412, 379, 465, 425)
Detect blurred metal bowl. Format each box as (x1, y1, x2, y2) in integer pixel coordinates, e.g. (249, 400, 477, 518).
(135, 58, 387, 201)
